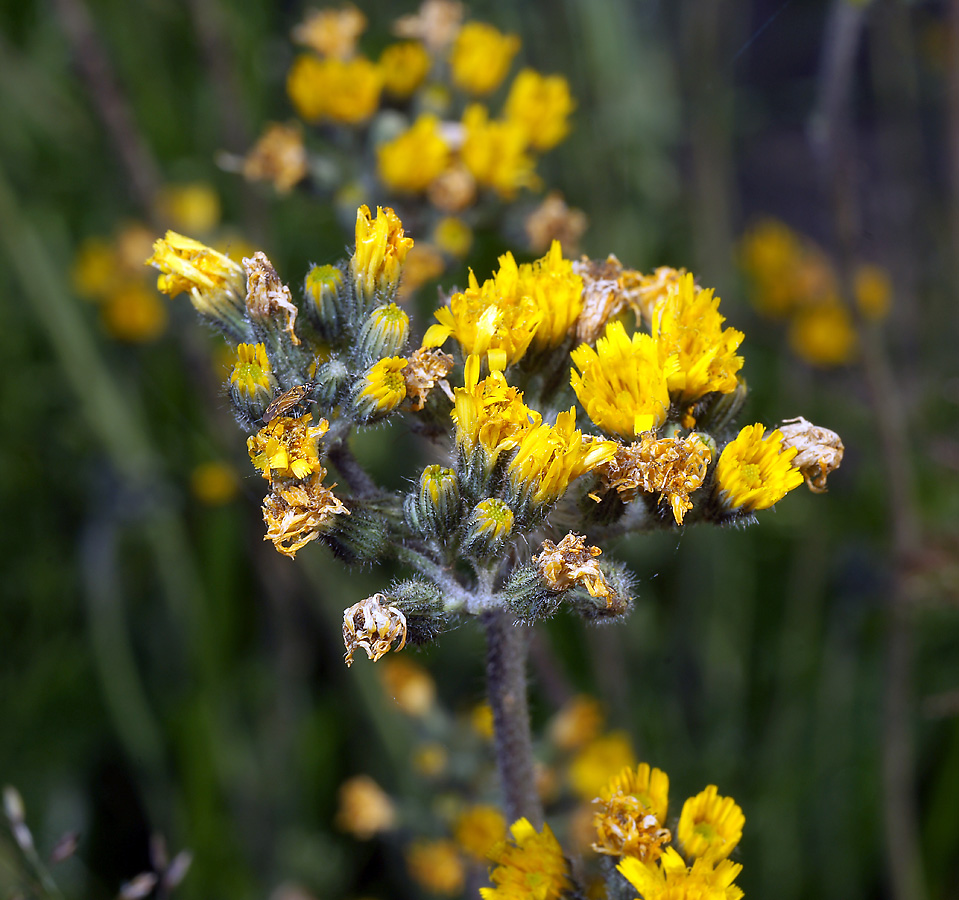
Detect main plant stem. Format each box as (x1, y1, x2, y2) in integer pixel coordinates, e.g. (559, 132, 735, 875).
(484, 610, 543, 827)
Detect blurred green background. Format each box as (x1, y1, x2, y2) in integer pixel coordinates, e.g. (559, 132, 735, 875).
(2, 0, 958, 898)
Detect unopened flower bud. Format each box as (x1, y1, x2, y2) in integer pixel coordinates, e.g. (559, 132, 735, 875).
(694, 376, 748, 433)
(463, 498, 514, 557)
(350, 205, 414, 314)
(354, 303, 410, 365)
(406, 465, 460, 537)
(313, 356, 351, 407)
(229, 342, 278, 429)
(304, 262, 352, 341)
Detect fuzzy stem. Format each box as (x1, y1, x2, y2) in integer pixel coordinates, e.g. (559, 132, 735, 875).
(328, 441, 379, 499)
(484, 610, 543, 827)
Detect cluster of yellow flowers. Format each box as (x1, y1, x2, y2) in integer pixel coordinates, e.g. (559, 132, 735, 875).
(739, 218, 892, 367)
(235, 0, 585, 298)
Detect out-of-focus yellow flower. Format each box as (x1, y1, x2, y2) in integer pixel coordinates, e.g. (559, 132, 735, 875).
(481, 818, 571, 900)
(738, 218, 805, 317)
(287, 54, 383, 124)
(115, 223, 158, 272)
(471, 702, 494, 739)
(427, 163, 477, 212)
(379, 656, 436, 716)
(335, 775, 396, 839)
(379, 41, 432, 97)
(618, 847, 744, 900)
(650, 274, 744, 403)
(788, 301, 857, 366)
(359, 356, 409, 413)
(377, 114, 450, 193)
(396, 244, 446, 300)
(854, 263, 892, 320)
(248, 415, 329, 482)
(715, 423, 803, 513)
(450, 21, 519, 95)
(292, 5, 366, 58)
(406, 840, 464, 896)
(190, 461, 240, 506)
(569, 732, 636, 800)
(100, 281, 168, 342)
(548, 695, 603, 752)
(461, 104, 538, 199)
(433, 216, 473, 258)
(242, 122, 308, 193)
(412, 742, 447, 777)
(504, 69, 574, 151)
(155, 182, 220, 235)
(351, 205, 414, 303)
(571, 321, 678, 440)
(72, 237, 117, 299)
(455, 805, 507, 860)
(677, 785, 744, 863)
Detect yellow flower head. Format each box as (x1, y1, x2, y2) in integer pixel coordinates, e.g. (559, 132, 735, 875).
(480, 818, 571, 900)
(155, 182, 221, 235)
(335, 774, 396, 839)
(677, 785, 745, 863)
(569, 732, 637, 801)
(377, 114, 450, 193)
(292, 4, 367, 58)
(738, 218, 806, 317)
(854, 263, 892, 320)
(450, 21, 519, 95)
(601, 763, 670, 820)
(351, 205, 414, 304)
(247, 415, 329, 481)
(650, 273, 744, 403)
(230, 342, 276, 399)
(100, 281, 168, 343)
(618, 847, 744, 900)
(406, 839, 464, 896)
(461, 104, 538, 200)
(524, 240, 584, 349)
(504, 69, 574, 151)
(593, 782, 672, 862)
(379, 40, 432, 97)
(571, 320, 677, 440)
(287, 54, 383, 124)
(508, 409, 618, 507)
(455, 805, 507, 861)
(597, 433, 712, 525)
(358, 356, 409, 413)
(242, 121, 308, 193)
(715, 423, 803, 513)
(433, 216, 474, 258)
(548, 695, 604, 752)
(146, 230, 245, 323)
(788, 301, 858, 367)
(470, 498, 514, 540)
(379, 656, 436, 717)
(452, 355, 538, 465)
(262, 470, 349, 557)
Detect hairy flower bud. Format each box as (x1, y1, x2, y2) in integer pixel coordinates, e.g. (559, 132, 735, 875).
(353, 303, 410, 365)
(405, 465, 460, 537)
(350, 205, 413, 314)
(463, 498, 514, 557)
(229, 342, 278, 430)
(304, 262, 353, 341)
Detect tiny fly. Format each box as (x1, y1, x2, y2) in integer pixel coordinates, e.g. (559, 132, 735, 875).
(261, 381, 316, 424)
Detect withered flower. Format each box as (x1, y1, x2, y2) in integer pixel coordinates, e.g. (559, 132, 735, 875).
(262, 471, 349, 558)
(402, 346, 455, 410)
(778, 416, 844, 493)
(244, 251, 300, 345)
(343, 594, 408, 666)
(535, 532, 611, 600)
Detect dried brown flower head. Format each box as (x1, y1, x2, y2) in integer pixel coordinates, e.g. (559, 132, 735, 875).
(343, 593, 408, 666)
(525, 191, 588, 255)
(778, 416, 844, 493)
(335, 775, 396, 838)
(292, 5, 367, 58)
(244, 251, 300, 345)
(535, 532, 611, 599)
(592, 791, 672, 861)
(242, 122, 308, 193)
(394, 0, 464, 51)
(262, 471, 349, 557)
(402, 346, 455, 410)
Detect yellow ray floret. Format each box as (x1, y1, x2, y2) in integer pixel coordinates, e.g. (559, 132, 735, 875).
(377, 114, 450, 193)
(248, 415, 329, 481)
(449, 22, 519, 95)
(286, 54, 383, 124)
(650, 273, 744, 402)
(360, 356, 408, 412)
(480, 818, 571, 900)
(618, 847, 744, 900)
(571, 320, 678, 440)
(677, 785, 745, 862)
(715, 423, 803, 512)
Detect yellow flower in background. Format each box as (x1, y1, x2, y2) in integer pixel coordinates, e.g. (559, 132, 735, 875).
(248, 415, 329, 482)
(359, 356, 409, 412)
(450, 21, 519, 95)
(618, 847, 744, 900)
(715, 423, 803, 512)
(379, 656, 436, 717)
(788, 302, 857, 366)
(377, 114, 450, 193)
(335, 775, 396, 839)
(292, 4, 367, 58)
(471, 702, 494, 739)
(548, 695, 604, 752)
(650, 273, 744, 403)
(569, 732, 636, 800)
(406, 840, 465, 896)
(571, 321, 677, 440)
(504, 69, 574, 151)
(481, 818, 571, 900)
(738, 218, 805, 316)
(455, 805, 507, 860)
(100, 281, 168, 342)
(379, 40, 432, 97)
(433, 216, 473, 258)
(854, 263, 892, 320)
(155, 182, 221, 235)
(190, 461, 240, 506)
(287, 55, 383, 124)
(242, 122, 309, 193)
(677, 785, 745, 862)
(461, 104, 538, 199)
(72, 237, 118, 299)
(396, 244, 445, 300)
(351, 205, 414, 302)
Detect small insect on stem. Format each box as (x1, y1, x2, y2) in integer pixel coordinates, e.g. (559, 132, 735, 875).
(261, 382, 316, 424)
